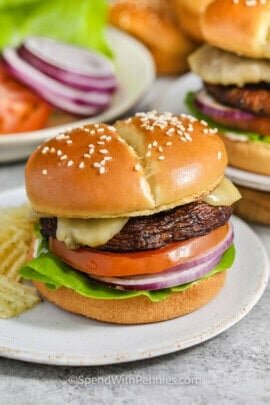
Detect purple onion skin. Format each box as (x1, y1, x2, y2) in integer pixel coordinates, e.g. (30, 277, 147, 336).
(2, 59, 111, 116)
(18, 46, 117, 93)
(195, 90, 254, 121)
(93, 254, 223, 291)
(91, 227, 234, 291)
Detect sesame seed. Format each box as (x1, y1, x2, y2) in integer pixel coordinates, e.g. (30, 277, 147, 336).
(99, 149, 108, 155)
(84, 153, 91, 159)
(90, 130, 95, 135)
(152, 141, 158, 147)
(97, 141, 105, 145)
(89, 149, 95, 155)
(41, 146, 50, 154)
(88, 144, 95, 148)
(50, 147, 56, 154)
(94, 124, 99, 128)
(134, 163, 141, 171)
(99, 167, 106, 174)
(66, 140, 73, 145)
(67, 160, 74, 167)
(217, 151, 222, 160)
(93, 162, 101, 168)
(203, 129, 209, 134)
(104, 156, 112, 161)
(42, 169, 48, 175)
(108, 125, 116, 132)
(201, 120, 208, 127)
(158, 146, 163, 152)
(146, 151, 151, 157)
(185, 133, 192, 142)
(60, 155, 67, 160)
(57, 150, 62, 156)
(158, 156, 165, 161)
(100, 135, 107, 140)
(97, 128, 104, 133)
(166, 141, 172, 146)
(148, 143, 152, 149)
(79, 162, 85, 169)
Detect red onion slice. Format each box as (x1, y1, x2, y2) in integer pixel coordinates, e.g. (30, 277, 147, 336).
(19, 44, 117, 92)
(91, 255, 222, 291)
(21, 37, 115, 79)
(2, 48, 112, 111)
(91, 225, 234, 291)
(195, 90, 254, 121)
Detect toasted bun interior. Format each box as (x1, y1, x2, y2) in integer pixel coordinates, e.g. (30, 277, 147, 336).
(33, 271, 226, 324)
(26, 114, 227, 218)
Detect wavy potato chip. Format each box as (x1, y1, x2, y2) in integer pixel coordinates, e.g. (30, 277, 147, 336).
(0, 205, 40, 318)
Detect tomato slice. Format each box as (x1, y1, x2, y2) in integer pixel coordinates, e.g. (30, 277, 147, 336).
(206, 111, 270, 136)
(49, 224, 229, 277)
(0, 65, 51, 134)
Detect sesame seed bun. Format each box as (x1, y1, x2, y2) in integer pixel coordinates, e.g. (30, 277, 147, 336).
(222, 136, 270, 176)
(171, 0, 213, 42)
(234, 186, 270, 225)
(33, 271, 226, 324)
(202, 0, 270, 59)
(25, 114, 227, 218)
(108, 0, 196, 75)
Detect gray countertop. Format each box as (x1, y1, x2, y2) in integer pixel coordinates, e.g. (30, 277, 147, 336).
(0, 81, 269, 404)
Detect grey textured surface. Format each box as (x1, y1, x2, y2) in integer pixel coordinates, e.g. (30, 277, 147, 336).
(0, 79, 269, 404)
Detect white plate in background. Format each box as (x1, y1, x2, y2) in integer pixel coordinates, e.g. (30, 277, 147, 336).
(157, 72, 270, 192)
(0, 28, 155, 163)
(0, 187, 268, 366)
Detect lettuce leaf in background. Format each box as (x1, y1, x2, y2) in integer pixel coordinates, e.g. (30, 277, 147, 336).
(20, 244, 235, 303)
(185, 92, 270, 145)
(0, 0, 112, 57)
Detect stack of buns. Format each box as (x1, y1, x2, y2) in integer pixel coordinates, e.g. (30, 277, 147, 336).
(109, 0, 197, 75)
(171, 0, 214, 42)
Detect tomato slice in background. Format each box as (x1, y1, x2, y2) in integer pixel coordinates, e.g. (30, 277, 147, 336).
(49, 224, 230, 277)
(0, 64, 51, 134)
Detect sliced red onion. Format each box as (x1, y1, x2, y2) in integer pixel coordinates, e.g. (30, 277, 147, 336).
(21, 37, 114, 77)
(19, 41, 117, 92)
(91, 225, 234, 291)
(2, 48, 112, 114)
(91, 255, 222, 291)
(195, 89, 255, 121)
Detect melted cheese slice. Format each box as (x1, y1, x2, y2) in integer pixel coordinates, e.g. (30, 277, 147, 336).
(203, 178, 241, 207)
(189, 45, 270, 86)
(56, 217, 128, 249)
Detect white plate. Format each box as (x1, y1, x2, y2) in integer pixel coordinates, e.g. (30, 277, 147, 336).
(0, 28, 155, 163)
(0, 187, 268, 366)
(226, 166, 270, 192)
(157, 72, 270, 192)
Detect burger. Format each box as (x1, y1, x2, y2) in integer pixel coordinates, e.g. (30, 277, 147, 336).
(186, 0, 270, 224)
(21, 112, 240, 324)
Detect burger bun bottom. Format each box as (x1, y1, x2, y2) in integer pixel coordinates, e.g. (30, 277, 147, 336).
(34, 271, 226, 324)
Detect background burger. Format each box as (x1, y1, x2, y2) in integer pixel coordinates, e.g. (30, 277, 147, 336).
(186, 0, 270, 225)
(21, 112, 240, 324)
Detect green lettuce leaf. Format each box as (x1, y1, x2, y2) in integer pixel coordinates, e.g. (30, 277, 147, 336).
(0, 0, 112, 57)
(20, 244, 235, 303)
(185, 92, 270, 145)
